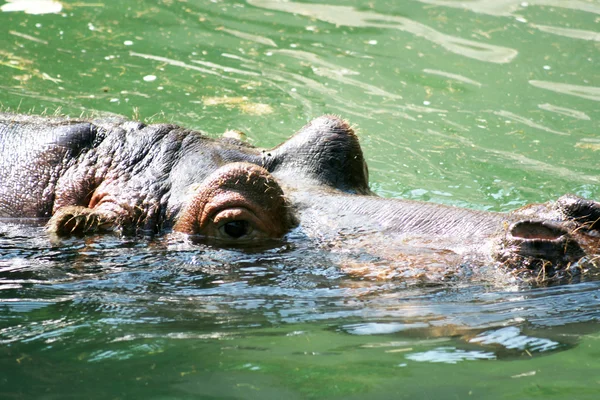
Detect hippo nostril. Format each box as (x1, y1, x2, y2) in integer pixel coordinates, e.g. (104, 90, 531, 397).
(503, 220, 585, 266)
(221, 220, 250, 239)
(510, 220, 566, 240)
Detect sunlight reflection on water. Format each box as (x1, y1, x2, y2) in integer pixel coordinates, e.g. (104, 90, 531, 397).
(1, 0, 62, 15)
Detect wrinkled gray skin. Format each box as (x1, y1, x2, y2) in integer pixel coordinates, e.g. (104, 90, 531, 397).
(1, 112, 599, 283)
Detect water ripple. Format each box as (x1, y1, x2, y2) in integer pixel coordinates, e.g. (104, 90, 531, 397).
(247, 0, 518, 63)
(529, 80, 600, 102)
(219, 27, 278, 47)
(270, 49, 402, 99)
(425, 128, 599, 184)
(417, 0, 600, 17)
(538, 103, 591, 120)
(406, 347, 496, 364)
(423, 69, 483, 87)
(129, 52, 256, 82)
(530, 24, 600, 42)
(493, 110, 568, 135)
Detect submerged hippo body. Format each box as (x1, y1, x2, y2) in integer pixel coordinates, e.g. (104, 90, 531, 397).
(1, 112, 598, 283)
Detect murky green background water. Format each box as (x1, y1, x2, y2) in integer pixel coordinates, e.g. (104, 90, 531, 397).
(1, 0, 599, 398)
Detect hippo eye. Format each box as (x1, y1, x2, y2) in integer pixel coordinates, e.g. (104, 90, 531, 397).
(220, 220, 252, 239)
(173, 162, 293, 243)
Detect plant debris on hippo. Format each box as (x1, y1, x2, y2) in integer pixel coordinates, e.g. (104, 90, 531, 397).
(1, 112, 599, 283)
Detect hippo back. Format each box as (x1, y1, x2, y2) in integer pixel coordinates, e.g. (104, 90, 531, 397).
(0, 113, 102, 218)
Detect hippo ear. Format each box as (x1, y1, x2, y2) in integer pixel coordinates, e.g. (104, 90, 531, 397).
(263, 115, 371, 194)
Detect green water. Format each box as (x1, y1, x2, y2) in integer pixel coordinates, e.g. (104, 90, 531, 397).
(1, 0, 600, 398)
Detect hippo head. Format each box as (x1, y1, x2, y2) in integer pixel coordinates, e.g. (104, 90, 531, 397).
(7, 111, 595, 283)
(45, 115, 369, 243)
(168, 115, 370, 244)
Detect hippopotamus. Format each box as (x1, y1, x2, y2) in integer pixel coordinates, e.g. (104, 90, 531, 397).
(1, 112, 599, 283)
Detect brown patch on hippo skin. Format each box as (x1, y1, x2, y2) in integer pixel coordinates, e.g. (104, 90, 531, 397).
(495, 220, 588, 283)
(47, 205, 118, 236)
(316, 230, 478, 283)
(174, 162, 296, 245)
(48, 185, 147, 236)
(340, 257, 462, 283)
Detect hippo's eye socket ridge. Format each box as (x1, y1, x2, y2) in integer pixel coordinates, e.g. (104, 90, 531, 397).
(220, 220, 252, 239)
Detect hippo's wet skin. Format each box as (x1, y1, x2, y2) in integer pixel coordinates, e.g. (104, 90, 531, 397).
(1, 112, 599, 283)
